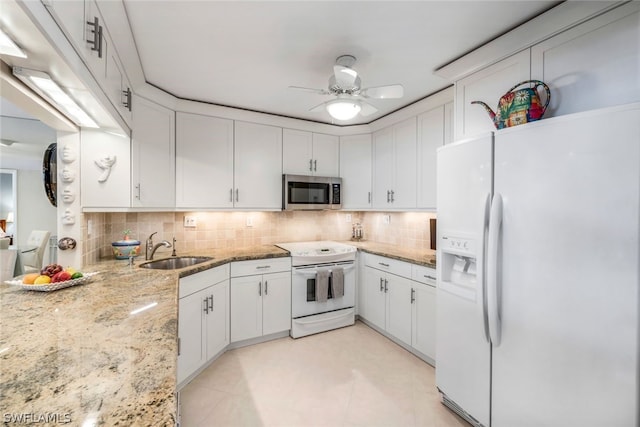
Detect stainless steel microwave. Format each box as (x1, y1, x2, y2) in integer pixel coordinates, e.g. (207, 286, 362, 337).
(283, 174, 342, 210)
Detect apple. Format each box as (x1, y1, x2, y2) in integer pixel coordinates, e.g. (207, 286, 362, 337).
(52, 271, 72, 283)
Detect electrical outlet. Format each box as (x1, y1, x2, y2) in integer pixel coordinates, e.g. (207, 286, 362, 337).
(246, 216, 253, 227)
(345, 214, 352, 223)
(183, 215, 197, 228)
(87, 219, 93, 236)
(383, 214, 391, 225)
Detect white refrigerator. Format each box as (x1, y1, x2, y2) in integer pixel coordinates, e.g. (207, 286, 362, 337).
(435, 103, 639, 427)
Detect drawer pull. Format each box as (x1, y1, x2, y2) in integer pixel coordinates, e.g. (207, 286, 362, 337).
(379, 262, 390, 268)
(424, 275, 436, 280)
(256, 265, 271, 270)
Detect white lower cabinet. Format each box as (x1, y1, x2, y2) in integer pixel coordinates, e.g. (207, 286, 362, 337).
(363, 265, 413, 347)
(230, 258, 291, 342)
(178, 265, 230, 385)
(361, 253, 437, 363)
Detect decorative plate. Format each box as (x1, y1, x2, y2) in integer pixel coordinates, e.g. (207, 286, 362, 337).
(4, 272, 99, 292)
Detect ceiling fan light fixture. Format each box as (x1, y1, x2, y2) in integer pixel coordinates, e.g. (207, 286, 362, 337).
(326, 99, 361, 121)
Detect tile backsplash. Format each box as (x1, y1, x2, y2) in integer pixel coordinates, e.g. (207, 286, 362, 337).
(83, 211, 436, 265)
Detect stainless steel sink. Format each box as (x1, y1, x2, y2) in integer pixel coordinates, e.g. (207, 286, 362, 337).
(139, 256, 213, 270)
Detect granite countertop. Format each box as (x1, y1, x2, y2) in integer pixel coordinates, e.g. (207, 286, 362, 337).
(0, 242, 430, 425)
(344, 241, 436, 268)
(0, 245, 288, 426)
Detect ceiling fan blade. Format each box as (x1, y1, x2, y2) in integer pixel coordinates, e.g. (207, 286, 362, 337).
(359, 101, 378, 117)
(360, 84, 404, 99)
(333, 65, 358, 88)
(309, 102, 328, 113)
(289, 86, 330, 95)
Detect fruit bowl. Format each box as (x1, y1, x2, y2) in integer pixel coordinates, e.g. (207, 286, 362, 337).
(4, 272, 98, 292)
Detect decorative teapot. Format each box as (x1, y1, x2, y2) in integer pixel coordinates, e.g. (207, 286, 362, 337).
(471, 80, 550, 129)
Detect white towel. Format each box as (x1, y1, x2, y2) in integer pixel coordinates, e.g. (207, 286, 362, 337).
(331, 267, 344, 298)
(316, 269, 329, 302)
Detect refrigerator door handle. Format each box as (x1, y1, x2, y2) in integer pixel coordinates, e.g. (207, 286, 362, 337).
(480, 192, 492, 344)
(487, 192, 503, 347)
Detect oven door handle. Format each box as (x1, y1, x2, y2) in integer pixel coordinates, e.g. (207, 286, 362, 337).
(294, 311, 353, 325)
(293, 264, 355, 278)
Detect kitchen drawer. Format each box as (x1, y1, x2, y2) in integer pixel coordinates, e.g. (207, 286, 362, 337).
(179, 264, 229, 298)
(365, 253, 412, 279)
(230, 257, 291, 278)
(412, 264, 436, 287)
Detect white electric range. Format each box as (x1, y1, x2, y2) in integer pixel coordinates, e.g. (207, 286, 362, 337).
(275, 241, 357, 338)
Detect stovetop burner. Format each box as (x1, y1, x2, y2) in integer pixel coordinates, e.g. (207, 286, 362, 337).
(275, 241, 356, 266)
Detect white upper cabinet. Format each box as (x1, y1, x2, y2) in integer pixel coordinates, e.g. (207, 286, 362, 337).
(234, 121, 283, 210)
(282, 129, 312, 175)
(444, 102, 454, 145)
(312, 133, 339, 176)
(283, 129, 339, 176)
(417, 106, 445, 209)
(43, 0, 133, 126)
(340, 134, 372, 209)
(454, 49, 531, 140)
(176, 113, 234, 209)
(373, 117, 417, 209)
(531, 2, 640, 117)
(80, 129, 131, 208)
(42, 0, 86, 51)
(131, 95, 175, 208)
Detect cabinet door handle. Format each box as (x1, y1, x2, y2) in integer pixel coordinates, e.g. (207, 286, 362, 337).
(258, 281, 262, 296)
(235, 189, 239, 202)
(87, 17, 103, 58)
(386, 190, 390, 203)
(309, 159, 313, 171)
(379, 277, 384, 292)
(135, 184, 141, 200)
(368, 192, 371, 204)
(313, 159, 317, 172)
(411, 288, 415, 304)
(203, 297, 209, 314)
(384, 279, 388, 293)
(209, 295, 214, 311)
(122, 88, 132, 111)
(230, 188, 233, 202)
(264, 281, 268, 295)
(390, 190, 395, 203)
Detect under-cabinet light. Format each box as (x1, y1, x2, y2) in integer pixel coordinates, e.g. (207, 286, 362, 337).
(12, 67, 98, 128)
(0, 28, 26, 58)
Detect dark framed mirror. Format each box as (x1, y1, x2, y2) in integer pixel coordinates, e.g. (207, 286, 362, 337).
(43, 142, 57, 207)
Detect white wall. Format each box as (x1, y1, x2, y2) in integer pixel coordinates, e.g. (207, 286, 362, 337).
(17, 170, 57, 264)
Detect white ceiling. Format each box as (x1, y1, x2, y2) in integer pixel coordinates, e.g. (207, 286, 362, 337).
(123, 1, 560, 125)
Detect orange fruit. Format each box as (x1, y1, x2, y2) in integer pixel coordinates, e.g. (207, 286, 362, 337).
(22, 273, 40, 284)
(33, 275, 52, 285)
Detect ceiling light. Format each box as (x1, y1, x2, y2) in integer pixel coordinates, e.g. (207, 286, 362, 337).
(12, 67, 98, 128)
(326, 99, 362, 121)
(0, 28, 26, 58)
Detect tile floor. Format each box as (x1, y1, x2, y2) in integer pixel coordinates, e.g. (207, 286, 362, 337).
(180, 321, 469, 427)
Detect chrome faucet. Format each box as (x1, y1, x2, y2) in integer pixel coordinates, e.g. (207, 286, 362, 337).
(146, 232, 172, 260)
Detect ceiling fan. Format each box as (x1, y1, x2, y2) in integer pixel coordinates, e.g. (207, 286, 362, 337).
(289, 55, 404, 121)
